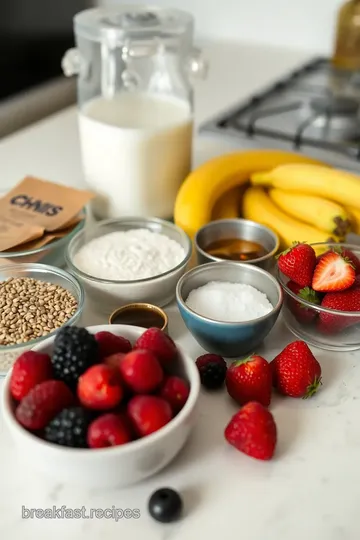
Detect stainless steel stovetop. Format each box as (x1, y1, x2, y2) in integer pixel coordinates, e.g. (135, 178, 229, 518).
(199, 57, 360, 171)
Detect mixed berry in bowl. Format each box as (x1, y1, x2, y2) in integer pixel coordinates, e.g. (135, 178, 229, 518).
(276, 242, 360, 351)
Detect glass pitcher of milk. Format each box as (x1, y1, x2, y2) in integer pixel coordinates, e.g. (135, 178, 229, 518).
(62, 5, 208, 220)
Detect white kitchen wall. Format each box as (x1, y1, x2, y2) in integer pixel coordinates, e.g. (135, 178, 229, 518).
(97, 0, 343, 54)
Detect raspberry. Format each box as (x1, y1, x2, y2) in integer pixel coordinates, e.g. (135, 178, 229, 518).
(127, 395, 172, 437)
(95, 331, 132, 359)
(44, 407, 93, 448)
(15, 380, 74, 430)
(51, 327, 99, 388)
(195, 354, 227, 390)
(119, 349, 164, 394)
(134, 328, 177, 367)
(87, 413, 133, 448)
(78, 364, 124, 410)
(160, 376, 190, 413)
(10, 351, 53, 401)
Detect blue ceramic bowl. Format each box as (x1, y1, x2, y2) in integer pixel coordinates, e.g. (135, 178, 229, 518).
(176, 261, 283, 357)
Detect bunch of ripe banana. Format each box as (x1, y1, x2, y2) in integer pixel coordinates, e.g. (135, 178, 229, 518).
(173, 149, 360, 249)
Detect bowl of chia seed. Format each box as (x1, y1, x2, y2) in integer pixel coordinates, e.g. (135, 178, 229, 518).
(0, 263, 84, 376)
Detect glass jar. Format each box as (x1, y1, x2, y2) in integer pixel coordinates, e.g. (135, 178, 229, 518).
(62, 5, 208, 220)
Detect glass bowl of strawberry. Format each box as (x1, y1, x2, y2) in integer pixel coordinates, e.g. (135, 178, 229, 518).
(277, 241, 360, 351)
(1, 324, 200, 489)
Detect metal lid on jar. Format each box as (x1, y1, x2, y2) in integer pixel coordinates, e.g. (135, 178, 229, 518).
(74, 5, 194, 44)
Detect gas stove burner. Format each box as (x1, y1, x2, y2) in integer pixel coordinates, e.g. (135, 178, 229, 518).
(310, 96, 359, 116)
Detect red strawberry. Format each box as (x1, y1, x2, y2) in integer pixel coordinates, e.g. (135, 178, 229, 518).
(271, 341, 322, 398)
(312, 251, 355, 292)
(127, 395, 172, 437)
(160, 376, 190, 413)
(78, 364, 124, 410)
(119, 349, 163, 394)
(15, 380, 74, 430)
(277, 242, 316, 287)
(225, 354, 272, 407)
(286, 281, 320, 324)
(224, 401, 277, 461)
(95, 331, 132, 359)
(10, 351, 53, 401)
(134, 328, 177, 367)
(317, 287, 360, 333)
(87, 413, 132, 448)
(317, 247, 360, 275)
(103, 352, 126, 370)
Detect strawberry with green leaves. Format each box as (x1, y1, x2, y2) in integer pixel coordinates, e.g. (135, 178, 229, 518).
(225, 354, 272, 407)
(271, 341, 322, 398)
(277, 242, 316, 287)
(286, 281, 320, 324)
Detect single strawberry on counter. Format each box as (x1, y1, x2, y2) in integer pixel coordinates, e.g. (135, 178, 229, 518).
(312, 251, 355, 292)
(78, 364, 124, 410)
(271, 341, 322, 398)
(317, 286, 360, 334)
(95, 331, 132, 359)
(225, 354, 272, 407)
(119, 349, 164, 394)
(195, 354, 227, 390)
(160, 376, 190, 414)
(15, 380, 74, 430)
(286, 281, 320, 324)
(134, 328, 177, 367)
(224, 401, 277, 461)
(127, 395, 172, 437)
(10, 351, 53, 401)
(277, 242, 316, 287)
(87, 413, 133, 448)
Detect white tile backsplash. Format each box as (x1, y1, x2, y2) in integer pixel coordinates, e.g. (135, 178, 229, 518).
(97, 0, 343, 54)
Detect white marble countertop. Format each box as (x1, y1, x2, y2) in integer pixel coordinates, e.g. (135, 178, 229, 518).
(1, 40, 359, 540)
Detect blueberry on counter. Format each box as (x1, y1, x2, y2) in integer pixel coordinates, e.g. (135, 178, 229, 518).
(148, 488, 183, 523)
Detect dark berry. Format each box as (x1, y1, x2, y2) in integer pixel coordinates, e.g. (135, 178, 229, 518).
(148, 488, 183, 523)
(196, 354, 227, 390)
(44, 406, 94, 448)
(51, 327, 99, 388)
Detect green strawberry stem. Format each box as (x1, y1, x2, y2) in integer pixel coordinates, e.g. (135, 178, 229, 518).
(232, 354, 255, 367)
(303, 377, 322, 399)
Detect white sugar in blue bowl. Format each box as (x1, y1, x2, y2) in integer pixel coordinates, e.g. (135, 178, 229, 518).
(176, 261, 283, 357)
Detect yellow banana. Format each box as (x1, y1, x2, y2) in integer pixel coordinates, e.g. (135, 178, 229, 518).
(211, 186, 244, 220)
(242, 187, 333, 249)
(174, 150, 325, 239)
(268, 189, 351, 238)
(251, 163, 360, 210)
(345, 206, 360, 234)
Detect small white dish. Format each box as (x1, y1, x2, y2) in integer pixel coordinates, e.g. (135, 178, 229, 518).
(2, 324, 200, 489)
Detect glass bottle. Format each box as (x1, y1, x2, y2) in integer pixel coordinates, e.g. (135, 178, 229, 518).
(332, 0, 360, 71)
(62, 6, 208, 220)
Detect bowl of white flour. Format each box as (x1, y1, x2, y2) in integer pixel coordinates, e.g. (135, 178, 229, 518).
(66, 217, 192, 315)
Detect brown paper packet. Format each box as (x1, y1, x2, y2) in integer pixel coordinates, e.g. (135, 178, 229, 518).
(0, 177, 94, 238)
(0, 222, 45, 251)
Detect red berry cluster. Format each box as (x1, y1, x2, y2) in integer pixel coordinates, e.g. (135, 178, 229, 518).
(10, 327, 190, 449)
(278, 242, 360, 333)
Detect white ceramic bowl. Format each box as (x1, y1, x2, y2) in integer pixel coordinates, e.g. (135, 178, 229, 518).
(2, 324, 200, 489)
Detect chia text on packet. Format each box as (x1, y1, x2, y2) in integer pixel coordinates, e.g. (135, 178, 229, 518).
(22, 505, 141, 521)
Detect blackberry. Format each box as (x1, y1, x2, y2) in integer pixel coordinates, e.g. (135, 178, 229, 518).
(51, 326, 99, 388)
(196, 354, 227, 390)
(44, 406, 93, 448)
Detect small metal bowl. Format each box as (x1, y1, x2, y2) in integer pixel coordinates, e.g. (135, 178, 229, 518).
(109, 303, 168, 333)
(176, 261, 283, 357)
(195, 218, 279, 270)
